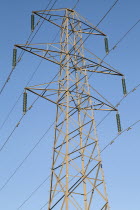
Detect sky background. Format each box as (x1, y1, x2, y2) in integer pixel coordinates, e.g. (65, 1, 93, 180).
(0, 0, 140, 209)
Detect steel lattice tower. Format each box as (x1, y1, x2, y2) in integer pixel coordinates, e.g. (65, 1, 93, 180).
(15, 8, 124, 210)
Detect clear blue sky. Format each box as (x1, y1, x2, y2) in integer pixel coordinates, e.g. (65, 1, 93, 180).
(0, 0, 140, 209)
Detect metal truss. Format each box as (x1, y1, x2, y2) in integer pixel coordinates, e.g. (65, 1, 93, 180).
(16, 8, 124, 210)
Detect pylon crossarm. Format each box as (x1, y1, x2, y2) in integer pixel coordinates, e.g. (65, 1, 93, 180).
(15, 45, 61, 66)
(89, 85, 117, 108)
(74, 57, 123, 76)
(77, 67, 123, 76)
(26, 86, 117, 111)
(33, 9, 106, 36)
(15, 44, 123, 77)
(26, 88, 57, 105)
(90, 96, 117, 111)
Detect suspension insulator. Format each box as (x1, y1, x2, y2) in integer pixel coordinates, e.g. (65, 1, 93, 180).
(23, 91, 27, 113)
(31, 14, 35, 32)
(116, 113, 122, 133)
(12, 48, 17, 67)
(104, 37, 109, 54)
(122, 77, 127, 95)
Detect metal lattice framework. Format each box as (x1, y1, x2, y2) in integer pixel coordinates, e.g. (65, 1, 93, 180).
(16, 8, 124, 210)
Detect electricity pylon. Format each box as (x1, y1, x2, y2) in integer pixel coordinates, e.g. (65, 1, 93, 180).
(15, 8, 124, 210)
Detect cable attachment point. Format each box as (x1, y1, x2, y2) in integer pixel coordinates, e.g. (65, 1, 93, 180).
(12, 48, 17, 68)
(122, 76, 127, 95)
(110, 140, 114, 145)
(23, 90, 27, 114)
(116, 112, 122, 133)
(16, 122, 20, 127)
(31, 13, 35, 32)
(104, 37, 109, 54)
(127, 127, 132, 131)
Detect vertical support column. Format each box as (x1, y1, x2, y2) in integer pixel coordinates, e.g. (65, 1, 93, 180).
(65, 9, 69, 209)
(84, 69, 109, 210)
(73, 15, 88, 209)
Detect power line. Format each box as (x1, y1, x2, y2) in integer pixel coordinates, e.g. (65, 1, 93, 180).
(72, 0, 80, 9)
(96, 0, 119, 27)
(0, 115, 24, 153)
(111, 18, 140, 51)
(0, 120, 54, 193)
(100, 118, 140, 154)
(96, 83, 140, 127)
(17, 175, 50, 210)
